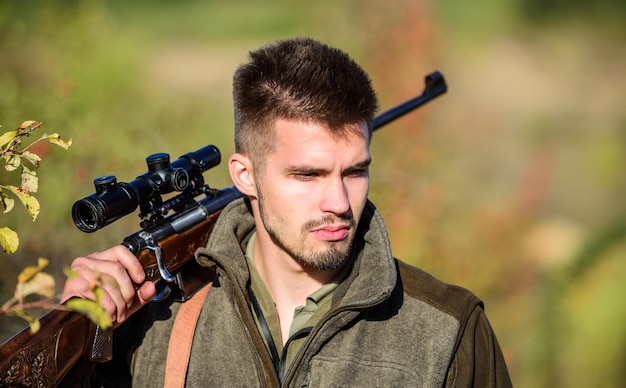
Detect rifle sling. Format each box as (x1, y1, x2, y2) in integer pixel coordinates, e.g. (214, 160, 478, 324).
(164, 280, 212, 387)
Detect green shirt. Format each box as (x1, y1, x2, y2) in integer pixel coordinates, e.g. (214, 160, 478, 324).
(245, 232, 340, 370)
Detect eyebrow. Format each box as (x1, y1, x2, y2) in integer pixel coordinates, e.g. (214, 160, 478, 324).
(284, 158, 372, 176)
(343, 159, 372, 175)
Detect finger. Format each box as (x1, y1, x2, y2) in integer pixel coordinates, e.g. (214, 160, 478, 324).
(91, 245, 146, 285)
(62, 246, 151, 324)
(136, 281, 157, 304)
(62, 269, 120, 319)
(98, 273, 134, 321)
(95, 287, 121, 322)
(76, 256, 138, 306)
(66, 265, 125, 316)
(61, 271, 98, 302)
(123, 281, 157, 321)
(62, 255, 137, 319)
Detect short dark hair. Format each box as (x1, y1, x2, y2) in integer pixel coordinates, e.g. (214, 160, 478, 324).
(232, 38, 378, 169)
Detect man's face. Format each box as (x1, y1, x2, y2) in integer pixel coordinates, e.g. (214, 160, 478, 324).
(253, 119, 371, 271)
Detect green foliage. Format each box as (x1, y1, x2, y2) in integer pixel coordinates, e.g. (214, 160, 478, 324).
(0, 121, 72, 253)
(0, 120, 111, 332)
(65, 298, 112, 330)
(532, 224, 626, 387)
(518, 0, 626, 23)
(0, 258, 55, 333)
(64, 268, 113, 330)
(0, 120, 75, 332)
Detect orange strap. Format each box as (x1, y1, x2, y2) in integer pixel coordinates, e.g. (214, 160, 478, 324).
(164, 282, 213, 388)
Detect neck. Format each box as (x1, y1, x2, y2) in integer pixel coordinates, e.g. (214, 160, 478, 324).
(252, 228, 344, 344)
(252, 232, 341, 306)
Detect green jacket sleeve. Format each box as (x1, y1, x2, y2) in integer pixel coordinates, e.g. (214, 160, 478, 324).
(446, 305, 513, 387)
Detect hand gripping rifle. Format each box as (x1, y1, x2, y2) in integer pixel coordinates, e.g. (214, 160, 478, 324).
(0, 71, 447, 386)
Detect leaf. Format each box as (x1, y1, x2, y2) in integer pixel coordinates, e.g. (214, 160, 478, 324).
(0, 130, 17, 148)
(15, 272, 56, 301)
(93, 285, 105, 302)
(0, 226, 19, 254)
(5, 185, 40, 220)
(19, 120, 40, 130)
(20, 150, 41, 168)
(20, 165, 39, 193)
(10, 309, 41, 333)
(4, 155, 20, 171)
(65, 298, 113, 329)
(17, 258, 49, 283)
(1, 192, 16, 213)
(44, 133, 72, 150)
(27, 316, 41, 333)
(64, 266, 78, 279)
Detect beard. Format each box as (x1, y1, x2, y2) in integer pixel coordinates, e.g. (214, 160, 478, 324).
(257, 188, 355, 271)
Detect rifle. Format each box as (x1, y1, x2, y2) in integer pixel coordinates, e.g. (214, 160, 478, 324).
(0, 71, 447, 386)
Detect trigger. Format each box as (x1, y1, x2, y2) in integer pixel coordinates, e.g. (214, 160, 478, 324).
(153, 279, 172, 301)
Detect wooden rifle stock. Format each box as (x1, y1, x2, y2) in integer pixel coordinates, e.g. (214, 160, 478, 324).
(0, 308, 89, 386)
(0, 70, 447, 386)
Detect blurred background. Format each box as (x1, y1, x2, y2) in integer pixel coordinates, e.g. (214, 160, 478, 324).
(1, 0, 625, 386)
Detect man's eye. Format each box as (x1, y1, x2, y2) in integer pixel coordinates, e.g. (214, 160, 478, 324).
(346, 169, 369, 178)
(293, 172, 317, 180)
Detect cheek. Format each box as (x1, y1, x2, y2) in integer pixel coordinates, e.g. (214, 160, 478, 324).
(349, 180, 370, 215)
(262, 183, 305, 216)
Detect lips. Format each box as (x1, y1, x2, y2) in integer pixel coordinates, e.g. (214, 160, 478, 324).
(311, 224, 350, 241)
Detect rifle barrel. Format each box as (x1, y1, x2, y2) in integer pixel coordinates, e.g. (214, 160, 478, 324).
(372, 71, 447, 131)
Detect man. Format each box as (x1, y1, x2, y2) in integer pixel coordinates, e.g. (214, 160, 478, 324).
(62, 37, 512, 387)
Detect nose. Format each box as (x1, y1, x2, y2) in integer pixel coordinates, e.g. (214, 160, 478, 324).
(319, 178, 351, 216)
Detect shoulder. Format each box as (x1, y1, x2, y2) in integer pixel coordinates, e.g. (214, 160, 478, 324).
(395, 259, 484, 324)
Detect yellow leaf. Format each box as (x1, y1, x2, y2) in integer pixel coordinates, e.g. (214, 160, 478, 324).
(19, 120, 39, 130)
(0, 226, 19, 254)
(16, 272, 56, 299)
(0, 130, 17, 148)
(10, 309, 41, 333)
(93, 285, 105, 303)
(44, 133, 72, 150)
(21, 166, 39, 193)
(21, 151, 42, 168)
(28, 317, 41, 334)
(65, 298, 113, 329)
(64, 266, 79, 279)
(1, 192, 16, 213)
(5, 185, 40, 220)
(4, 155, 20, 171)
(17, 258, 49, 284)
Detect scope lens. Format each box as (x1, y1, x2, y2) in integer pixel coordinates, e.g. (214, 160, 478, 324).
(72, 200, 102, 233)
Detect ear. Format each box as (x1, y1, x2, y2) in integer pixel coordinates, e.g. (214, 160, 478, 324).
(228, 153, 257, 197)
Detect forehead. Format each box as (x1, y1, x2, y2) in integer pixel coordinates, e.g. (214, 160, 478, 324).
(271, 118, 369, 150)
(261, 119, 370, 173)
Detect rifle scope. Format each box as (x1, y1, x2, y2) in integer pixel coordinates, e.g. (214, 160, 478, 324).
(72, 144, 220, 233)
